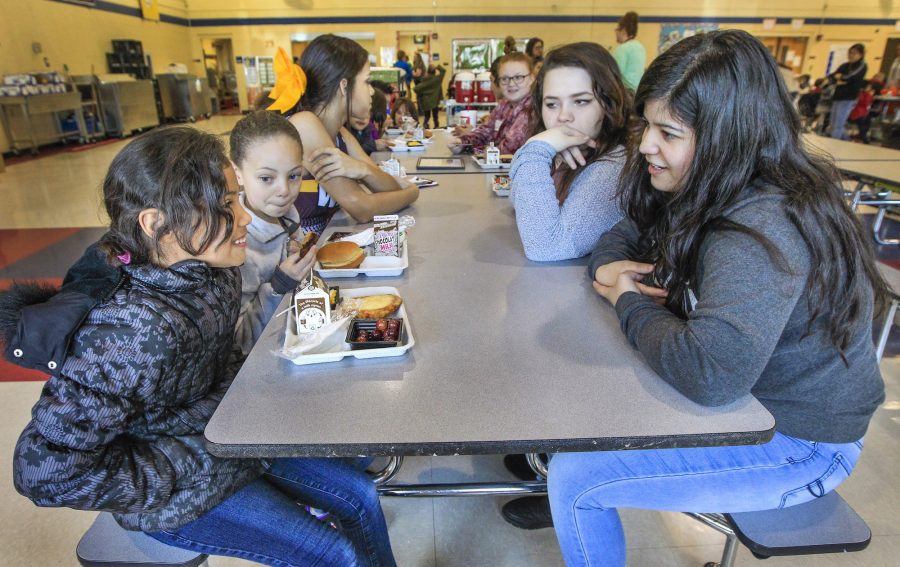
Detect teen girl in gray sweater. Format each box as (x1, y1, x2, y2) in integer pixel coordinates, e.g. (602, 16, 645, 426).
(549, 30, 887, 566)
(510, 43, 629, 261)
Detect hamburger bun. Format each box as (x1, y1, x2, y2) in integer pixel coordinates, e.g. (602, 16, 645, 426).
(317, 241, 365, 270)
(357, 294, 403, 319)
(288, 231, 318, 258)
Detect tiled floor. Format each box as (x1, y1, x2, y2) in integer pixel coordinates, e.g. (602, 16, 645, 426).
(1, 116, 899, 566)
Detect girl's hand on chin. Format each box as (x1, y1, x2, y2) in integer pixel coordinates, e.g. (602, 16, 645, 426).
(308, 147, 368, 183)
(530, 126, 597, 168)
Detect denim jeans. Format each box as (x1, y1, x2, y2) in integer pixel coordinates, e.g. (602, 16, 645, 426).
(830, 99, 857, 139)
(147, 457, 395, 567)
(548, 432, 863, 567)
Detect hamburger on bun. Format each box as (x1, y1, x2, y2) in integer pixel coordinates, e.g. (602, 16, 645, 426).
(317, 241, 365, 270)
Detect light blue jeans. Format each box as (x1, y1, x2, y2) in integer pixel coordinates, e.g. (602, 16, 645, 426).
(548, 432, 863, 567)
(148, 457, 395, 567)
(830, 99, 857, 139)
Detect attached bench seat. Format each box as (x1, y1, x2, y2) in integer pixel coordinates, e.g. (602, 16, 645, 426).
(76, 512, 208, 567)
(726, 490, 871, 558)
(692, 490, 870, 567)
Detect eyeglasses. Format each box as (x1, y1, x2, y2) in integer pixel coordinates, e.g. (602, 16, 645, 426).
(498, 74, 529, 86)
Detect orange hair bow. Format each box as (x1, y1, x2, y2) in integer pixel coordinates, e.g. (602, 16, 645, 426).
(267, 47, 307, 113)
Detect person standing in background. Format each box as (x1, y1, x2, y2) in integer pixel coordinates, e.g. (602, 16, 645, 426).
(414, 64, 447, 129)
(394, 51, 412, 97)
(828, 43, 868, 140)
(613, 11, 646, 93)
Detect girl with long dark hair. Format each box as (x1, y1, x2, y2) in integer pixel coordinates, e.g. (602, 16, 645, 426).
(269, 35, 418, 233)
(510, 42, 629, 261)
(548, 30, 885, 566)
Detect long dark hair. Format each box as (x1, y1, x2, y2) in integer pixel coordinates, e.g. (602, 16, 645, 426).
(531, 42, 631, 205)
(619, 29, 888, 357)
(99, 126, 232, 265)
(291, 34, 368, 117)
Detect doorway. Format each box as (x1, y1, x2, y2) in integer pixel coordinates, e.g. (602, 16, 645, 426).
(200, 38, 237, 110)
(879, 37, 900, 80)
(758, 36, 808, 74)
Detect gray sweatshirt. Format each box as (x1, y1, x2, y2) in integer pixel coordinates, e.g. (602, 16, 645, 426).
(235, 193, 302, 356)
(589, 184, 884, 443)
(510, 140, 625, 261)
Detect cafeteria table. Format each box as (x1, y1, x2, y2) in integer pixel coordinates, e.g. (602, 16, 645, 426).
(205, 173, 775, 494)
(803, 132, 900, 162)
(371, 130, 503, 176)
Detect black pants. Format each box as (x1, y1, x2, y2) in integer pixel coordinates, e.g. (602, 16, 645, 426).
(423, 108, 440, 129)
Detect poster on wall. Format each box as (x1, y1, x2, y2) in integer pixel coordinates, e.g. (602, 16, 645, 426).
(140, 0, 160, 21)
(658, 24, 720, 54)
(452, 40, 492, 72)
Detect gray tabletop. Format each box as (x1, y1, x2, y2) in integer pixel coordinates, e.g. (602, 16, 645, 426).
(371, 130, 500, 176)
(804, 133, 900, 162)
(205, 174, 775, 458)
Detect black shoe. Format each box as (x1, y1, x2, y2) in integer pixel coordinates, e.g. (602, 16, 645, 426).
(503, 454, 540, 481)
(501, 496, 554, 529)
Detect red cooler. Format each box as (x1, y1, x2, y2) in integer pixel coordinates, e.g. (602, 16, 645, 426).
(476, 71, 496, 103)
(455, 71, 476, 104)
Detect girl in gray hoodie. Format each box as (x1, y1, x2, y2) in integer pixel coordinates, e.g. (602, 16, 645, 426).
(547, 30, 887, 566)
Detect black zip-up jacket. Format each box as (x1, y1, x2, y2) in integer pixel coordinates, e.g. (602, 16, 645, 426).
(1, 243, 264, 531)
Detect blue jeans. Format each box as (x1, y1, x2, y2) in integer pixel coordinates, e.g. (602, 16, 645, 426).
(148, 457, 395, 567)
(830, 99, 857, 139)
(548, 433, 863, 567)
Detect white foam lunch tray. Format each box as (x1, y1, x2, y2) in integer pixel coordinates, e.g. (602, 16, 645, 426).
(473, 155, 512, 170)
(282, 286, 414, 365)
(315, 227, 408, 278)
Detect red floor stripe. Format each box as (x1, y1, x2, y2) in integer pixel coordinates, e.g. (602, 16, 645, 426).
(0, 357, 49, 382)
(0, 228, 80, 270)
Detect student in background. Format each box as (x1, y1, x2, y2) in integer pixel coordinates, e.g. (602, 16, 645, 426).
(828, 43, 868, 140)
(349, 89, 390, 154)
(414, 63, 446, 129)
(268, 38, 418, 232)
(393, 50, 412, 96)
(390, 97, 419, 129)
(547, 30, 885, 566)
(526, 37, 544, 64)
(613, 11, 646, 93)
(452, 52, 535, 154)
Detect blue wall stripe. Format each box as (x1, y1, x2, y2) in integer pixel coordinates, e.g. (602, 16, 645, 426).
(44, 2, 900, 29)
(189, 14, 899, 27)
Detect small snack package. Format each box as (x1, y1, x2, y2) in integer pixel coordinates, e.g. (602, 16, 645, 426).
(485, 143, 501, 166)
(373, 214, 400, 257)
(293, 273, 332, 334)
(491, 174, 511, 197)
(379, 157, 402, 177)
(411, 126, 424, 141)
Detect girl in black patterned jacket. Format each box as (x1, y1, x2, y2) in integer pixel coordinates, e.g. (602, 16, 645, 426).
(2, 126, 395, 566)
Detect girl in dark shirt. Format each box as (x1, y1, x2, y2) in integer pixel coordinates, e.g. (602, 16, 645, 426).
(829, 43, 868, 140)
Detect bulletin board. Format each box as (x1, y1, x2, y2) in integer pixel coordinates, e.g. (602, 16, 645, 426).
(658, 24, 720, 54)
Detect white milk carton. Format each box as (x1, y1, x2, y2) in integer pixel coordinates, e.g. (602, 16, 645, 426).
(485, 143, 501, 166)
(293, 276, 332, 334)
